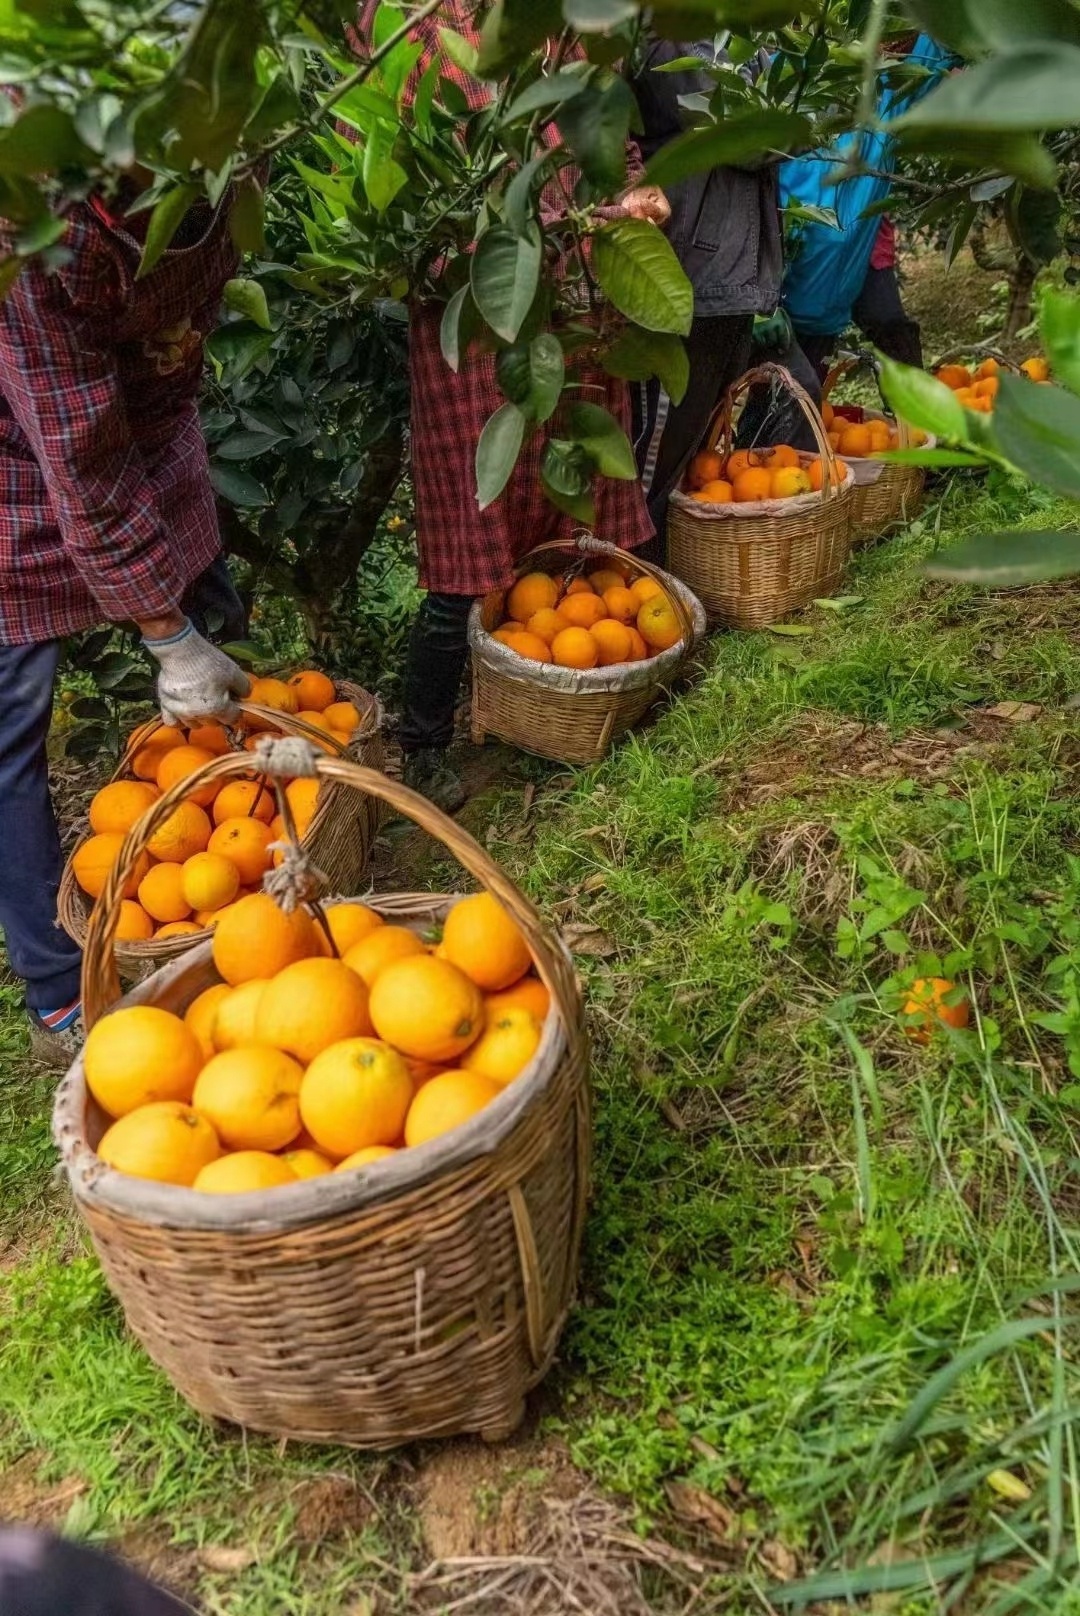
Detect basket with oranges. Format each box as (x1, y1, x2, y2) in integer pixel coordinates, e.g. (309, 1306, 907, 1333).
(818, 359, 935, 541)
(469, 536, 705, 766)
(53, 748, 589, 1449)
(931, 353, 1051, 416)
(58, 672, 383, 969)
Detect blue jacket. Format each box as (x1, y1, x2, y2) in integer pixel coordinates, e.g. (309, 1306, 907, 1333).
(780, 35, 958, 336)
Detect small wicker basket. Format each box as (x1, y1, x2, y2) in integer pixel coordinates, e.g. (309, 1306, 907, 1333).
(667, 364, 856, 629)
(823, 359, 929, 541)
(53, 749, 590, 1449)
(58, 681, 383, 973)
(469, 535, 706, 766)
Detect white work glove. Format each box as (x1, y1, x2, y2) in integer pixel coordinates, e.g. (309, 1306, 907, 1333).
(143, 619, 251, 726)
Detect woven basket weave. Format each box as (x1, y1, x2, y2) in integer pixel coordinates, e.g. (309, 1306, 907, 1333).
(53, 749, 589, 1448)
(667, 364, 856, 630)
(823, 359, 928, 541)
(470, 535, 705, 766)
(58, 681, 383, 973)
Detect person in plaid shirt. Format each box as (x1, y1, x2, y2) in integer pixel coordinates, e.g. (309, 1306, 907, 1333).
(0, 185, 250, 1063)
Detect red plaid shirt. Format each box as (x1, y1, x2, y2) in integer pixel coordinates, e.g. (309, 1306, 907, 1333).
(0, 198, 236, 646)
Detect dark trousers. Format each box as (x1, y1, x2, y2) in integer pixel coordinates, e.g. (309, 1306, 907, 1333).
(797, 264, 924, 379)
(0, 555, 245, 1011)
(632, 312, 754, 554)
(0, 1527, 188, 1616)
(400, 591, 474, 754)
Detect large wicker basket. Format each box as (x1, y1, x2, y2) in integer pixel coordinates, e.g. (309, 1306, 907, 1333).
(823, 358, 929, 541)
(58, 681, 383, 973)
(470, 535, 706, 766)
(667, 364, 856, 629)
(53, 748, 589, 1448)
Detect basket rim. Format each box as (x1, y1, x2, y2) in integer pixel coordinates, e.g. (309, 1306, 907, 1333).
(669, 460, 856, 523)
(52, 896, 583, 1235)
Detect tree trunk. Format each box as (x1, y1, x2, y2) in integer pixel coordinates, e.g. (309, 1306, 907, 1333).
(1003, 260, 1037, 341)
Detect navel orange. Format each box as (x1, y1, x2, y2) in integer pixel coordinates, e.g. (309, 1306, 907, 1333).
(507, 571, 560, 624)
(184, 982, 231, 1062)
(181, 851, 240, 914)
(591, 618, 633, 666)
(114, 900, 154, 942)
(185, 722, 231, 756)
(288, 669, 337, 712)
(322, 902, 384, 956)
(485, 976, 551, 1024)
(212, 892, 317, 986)
(212, 780, 275, 826)
(256, 957, 373, 1063)
(501, 629, 553, 664)
(248, 677, 300, 717)
(335, 1145, 399, 1172)
(601, 586, 638, 624)
(208, 817, 273, 886)
(89, 780, 159, 837)
(369, 956, 484, 1064)
(838, 424, 872, 458)
(637, 594, 682, 652)
(461, 1008, 541, 1086)
(770, 466, 812, 499)
(902, 978, 970, 1044)
(299, 1037, 414, 1158)
(146, 800, 212, 862)
(558, 592, 607, 631)
(687, 448, 724, 489)
(194, 1152, 298, 1194)
(279, 1146, 335, 1179)
(212, 979, 272, 1052)
(343, 925, 426, 988)
(138, 862, 192, 924)
(194, 1046, 304, 1152)
(156, 745, 219, 807)
(72, 835, 151, 902)
(732, 467, 773, 503)
(525, 607, 565, 646)
(551, 627, 599, 670)
(85, 1006, 203, 1118)
(442, 891, 532, 992)
(404, 1071, 501, 1148)
(98, 1101, 221, 1186)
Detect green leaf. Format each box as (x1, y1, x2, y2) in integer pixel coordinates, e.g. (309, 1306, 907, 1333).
(644, 110, 811, 191)
(223, 277, 271, 332)
(897, 128, 1057, 191)
(566, 401, 637, 479)
(895, 45, 1080, 133)
(923, 532, 1080, 587)
(993, 372, 1080, 498)
(496, 334, 565, 423)
(562, 0, 637, 26)
(0, 104, 89, 175)
(362, 122, 409, 213)
(878, 356, 969, 442)
(877, 448, 986, 467)
(592, 219, 693, 337)
(1040, 287, 1080, 397)
(476, 402, 527, 510)
(438, 27, 477, 77)
(440, 286, 482, 372)
(541, 438, 595, 522)
(901, 0, 1080, 55)
(136, 183, 201, 280)
(475, 0, 563, 78)
(1013, 186, 1062, 265)
(210, 464, 269, 507)
(601, 326, 689, 405)
(471, 225, 542, 343)
(229, 175, 266, 255)
(0, 253, 22, 301)
(503, 69, 587, 123)
(557, 75, 636, 192)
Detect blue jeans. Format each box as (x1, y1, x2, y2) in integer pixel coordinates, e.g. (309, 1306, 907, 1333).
(0, 555, 245, 1012)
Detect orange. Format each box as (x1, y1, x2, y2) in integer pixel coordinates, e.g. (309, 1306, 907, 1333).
(155, 744, 219, 808)
(486, 976, 550, 1024)
(973, 376, 1000, 400)
(724, 449, 762, 480)
(558, 592, 607, 630)
(902, 978, 970, 1045)
(564, 576, 596, 597)
(975, 357, 1001, 380)
(442, 891, 532, 992)
(146, 800, 212, 862)
(89, 780, 159, 837)
(115, 900, 154, 942)
(130, 727, 184, 781)
(181, 851, 240, 914)
(248, 676, 300, 717)
(323, 902, 384, 957)
(694, 479, 734, 504)
(296, 709, 335, 735)
(344, 925, 426, 988)
(761, 444, 800, 469)
(84, 1006, 202, 1118)
(551, 627, 599, 671)
(1021, 356, 1050, 382)
(969, 395, 993, 414)
(328, 727, 354, 751)
(288, 669, 337, 712)
(821, 401, 835, 428)
(687, 448, 724, 489)
(285, 778, 320, 837)
(629, 577, 663, 608)
(208, 818, 273, 886)
(588, 568, 627, 595)
(806, 457, 826, 492)
(194, 1152, 297, 1194)
(602, 586, 639, 624)
(838, 425, 872, 458)
(507, 571, 560, 624)
(194, 908, 226, 930)
(501, 629, 553, 664)
(335, 1145, 398, 1172)
(732, 468, 773, 502)
(404, 1071, 501, 1148)
(72, 834, 150, 902)
(212, 892, 317, 986)
(323, 701, 360, 733)
(770, 466, 812, 499)
(213, 780, 275, 827)
(827, 431, 842, 450)
(591, 618, 633, 667)
(369, 955, 484, 1064)
(185, 722, 231, 756)
(492, 626, 519, 648)
(194, 1046, 304, 1152)
(867, 421, 892, 451)
(935, 364, 972, 390)
(98, 1101, 221, 1186)
(184, 983, 231, 1062)
(299, 1037, 414, 1157)
(525, 607, 565, 646)
(280, 1146, 335, 1179)
(625, 627, 649, 662)
(256, 957, 373, 1063)
(212, 979, 271, 1052)
(461, 1008, 541, 1086)
(154, 921, 204, 940)
(637, 595, 682, 652)
(137, 863, 191, 925)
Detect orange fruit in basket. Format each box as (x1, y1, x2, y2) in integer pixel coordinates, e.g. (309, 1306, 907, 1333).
(324, 701, 360, 734)
(115, 900, 154, 942)
(156, 745, 219, 807)
(370, 956, 484, 1064)
(213, 779, 275, 826)
(867, 420, 892, 452)
(344, 924, 426, 988)
(558, 592, 607, 630)
(902, 977, 970, 1044)
(404, 1071, 501, 1148)
(184, 983, 231, 1062)
(821, 402, 835, 429)
(296, 709, 335, 736)
(89, 780, 159, 837)
(154, 921, 204, 940)
(181, 851, 240, 914)
(442, 892, 532, 993)
(564, 576, 596, 597)
(98, 1101, 221, 1186)
(827, 430, 842, 450)
(195, 1151, 298, 1194)
(935, 364, 972, 390)
(525, 607, 565, 646)
(693, 479, 734, 504)
(138, 863, 191, 925)
(1021, 356, 1050, 382)
(185, 722, 231, 756)
(591, 618, 634, 666)
(506, 571, 560, 624)
(637, 595, 682, 653)
(130, 727, 184, 781)
(732, 468, 773, 503)
(761, 444, 800, 469)
(323, 902, 384, 957)
(280, 1146, 335, 1179)
(146, 800, 212, 862)
(486, 976, 550, 1025)
(588, 568, 627, 595)
(969, 395, 993, 413)
(630, 577, 663, 608)
(335, 1145, 399, 1172)
(208, 818, 273, 886)
(288, 669, 337, 712)
(212, 892, 317, 986)
(602, 585, 638, 624)
(85, 1006, 202, 1118)
(770, 466, 812, 499)
(248, 677, 299, 717)
(462, 1008, 541, 1086)
(212, 979, 270, 1052)
(625, 627, 650, 662)
(492, 625, 519, 648)
(687, 449, 724, 489)
(975, 357, 1001, 380)
(501, 629, 553, 664)
(724, 449, 762, 480)
(806, 457, 826, 492)
(551, 627, 599, 671)
(299, 1038, 414, 1158)
(73, 834, 151, 902)
(285, 778, 320, 837)
(256, 957, 373, 1063)
(194, 1046, 304, 1152)
(974, 375, 1000, 400)
(838, 424, 872, 458)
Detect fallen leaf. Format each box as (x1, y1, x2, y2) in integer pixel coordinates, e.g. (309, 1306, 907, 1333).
(521, 782, 535, 817)
(582, 872, 607, 893)
(665, 1481, 737, 1543)
(198, 1545, 258, 1574)
(758, 1538, 799, 1581)
(562, 924, 617, 958)
(813, 596, 865, 612)
(768, 623, 816, 637)
(985, 701, 1042, 723)
(988, 1468, 1032, 1502)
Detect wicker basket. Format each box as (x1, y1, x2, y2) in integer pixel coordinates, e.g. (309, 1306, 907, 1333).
(823, 359, 929, 541)
(53, 748, 589, 1448)
(58, 681, 383, 973)
(469, 535, 706, 766)
(667, 364, 856, 630)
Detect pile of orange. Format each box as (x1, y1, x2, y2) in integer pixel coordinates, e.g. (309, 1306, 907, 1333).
(819, 401, 931, 459)
(933, 354, 1051, 414)
(686, 443, 830, 504)
(72, 670, 361, 944)
(86, 890, 551, 1193)
(490, 565, 683, 671)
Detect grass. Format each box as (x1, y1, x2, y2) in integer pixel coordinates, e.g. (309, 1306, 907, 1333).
(4, 469, 1080, 1612)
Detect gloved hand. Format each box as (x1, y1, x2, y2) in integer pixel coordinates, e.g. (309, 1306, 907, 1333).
(143, 619, 251, 726)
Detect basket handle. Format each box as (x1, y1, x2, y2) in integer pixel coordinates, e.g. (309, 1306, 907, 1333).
(82, 751, 583, 1037)
(512, 533, 697, 649)
(698, 362, 843, 496)
(119, 696, 380, 770)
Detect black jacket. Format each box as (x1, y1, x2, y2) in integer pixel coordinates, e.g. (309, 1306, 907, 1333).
(632, 37, 784, 320)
